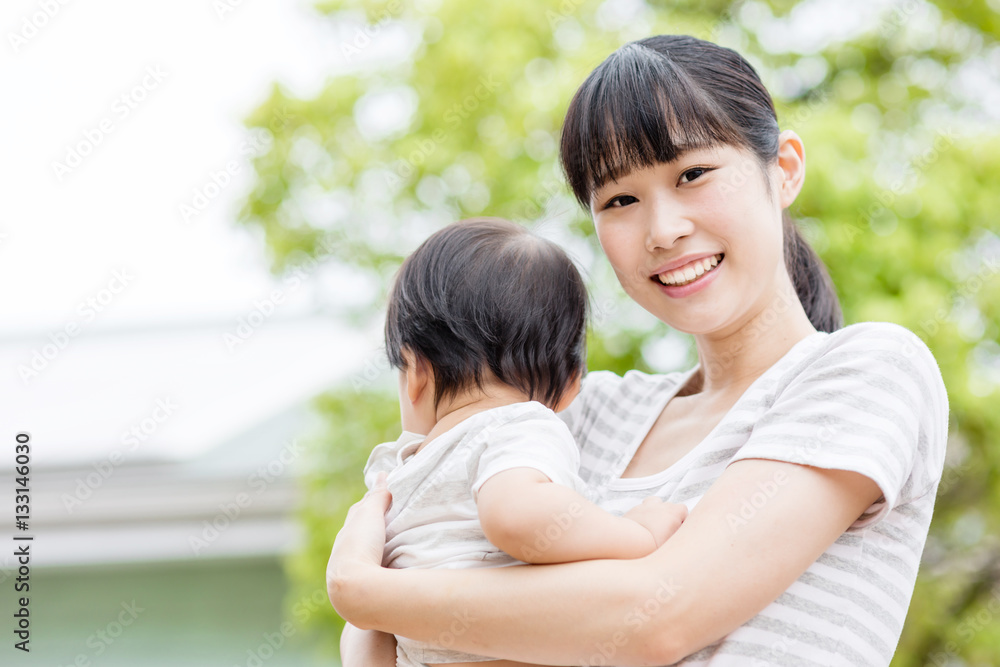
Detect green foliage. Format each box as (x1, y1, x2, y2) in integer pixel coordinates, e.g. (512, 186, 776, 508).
(284, 389, 401, 653)
(240, 0, 1000, 662)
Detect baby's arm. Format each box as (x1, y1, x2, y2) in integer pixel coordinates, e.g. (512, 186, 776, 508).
(477, 467, 686, 564)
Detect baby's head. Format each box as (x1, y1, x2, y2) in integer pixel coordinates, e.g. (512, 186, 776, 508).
(385, 218, 587, 422)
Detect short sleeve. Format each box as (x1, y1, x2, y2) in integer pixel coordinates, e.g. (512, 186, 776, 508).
(362, 433, 423, 491)
(730, 323, 948, 528)
(472, 414, 586, 499)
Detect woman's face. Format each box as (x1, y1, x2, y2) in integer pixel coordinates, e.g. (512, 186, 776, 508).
(590, 135, 804, 338)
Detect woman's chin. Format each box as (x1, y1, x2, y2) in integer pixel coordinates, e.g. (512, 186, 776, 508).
(629, 291, 727, 333)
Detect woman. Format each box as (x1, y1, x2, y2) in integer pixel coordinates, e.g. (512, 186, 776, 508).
(328, 35, 948, 666)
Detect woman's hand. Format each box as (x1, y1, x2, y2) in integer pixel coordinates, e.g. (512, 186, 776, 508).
(327, 472, 392, 624)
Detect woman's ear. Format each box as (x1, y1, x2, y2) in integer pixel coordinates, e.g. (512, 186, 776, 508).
(776, 130, 806, 209)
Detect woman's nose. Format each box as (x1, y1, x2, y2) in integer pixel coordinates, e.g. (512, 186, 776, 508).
(645, 199, 694, 252)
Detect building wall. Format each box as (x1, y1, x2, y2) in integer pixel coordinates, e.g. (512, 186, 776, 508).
(9, 557, 335, 667)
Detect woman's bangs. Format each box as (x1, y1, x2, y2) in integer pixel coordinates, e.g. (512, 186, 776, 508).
(562, 43, 743, 206)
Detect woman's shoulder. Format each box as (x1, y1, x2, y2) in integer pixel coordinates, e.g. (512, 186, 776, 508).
(789, 321, 949, 474)
(810, 321, 946, 399)
(825, 320, 930, 349)
(741, 321, 950, 517)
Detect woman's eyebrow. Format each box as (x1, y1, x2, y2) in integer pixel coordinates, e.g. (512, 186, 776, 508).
(669, 144, 718, 162)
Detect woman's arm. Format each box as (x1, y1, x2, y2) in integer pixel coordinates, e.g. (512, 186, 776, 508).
(340, 624, 396, 667)
(329, 458, 882, 666)
(477, 467, 687, 563)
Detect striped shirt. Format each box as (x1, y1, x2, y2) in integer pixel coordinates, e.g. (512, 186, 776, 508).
(560, 322, 949, 666)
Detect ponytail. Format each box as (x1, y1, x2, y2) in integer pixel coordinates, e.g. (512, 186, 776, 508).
(783, 212, 842, 332)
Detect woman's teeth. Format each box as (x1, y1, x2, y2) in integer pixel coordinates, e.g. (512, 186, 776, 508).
(657, 254, 722, 286)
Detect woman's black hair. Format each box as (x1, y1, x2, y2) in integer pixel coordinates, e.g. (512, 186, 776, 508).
(559, 34, 842, 332)
(385, 217, 587, 409)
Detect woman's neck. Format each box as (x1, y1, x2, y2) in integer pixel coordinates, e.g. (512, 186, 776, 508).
(690, 282, 817, 397)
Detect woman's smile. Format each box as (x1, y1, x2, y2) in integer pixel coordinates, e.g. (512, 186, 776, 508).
(652, 253, 725, 297)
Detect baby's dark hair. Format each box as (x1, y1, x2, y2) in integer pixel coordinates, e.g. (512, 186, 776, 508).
(385, 217, 587, 409)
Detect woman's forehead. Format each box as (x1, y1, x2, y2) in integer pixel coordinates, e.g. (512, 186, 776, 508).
(590, 143, 742, 192)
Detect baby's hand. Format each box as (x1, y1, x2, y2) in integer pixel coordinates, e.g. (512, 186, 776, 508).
(623, 497, 688, 548)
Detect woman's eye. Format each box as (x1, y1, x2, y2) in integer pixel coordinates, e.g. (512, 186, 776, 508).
(606, 194, 638, 208)
(679, 167, 709, 184)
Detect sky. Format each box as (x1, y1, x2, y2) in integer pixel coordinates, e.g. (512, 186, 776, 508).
(0, 0, 350, 334)
(0, 0, 388, 465)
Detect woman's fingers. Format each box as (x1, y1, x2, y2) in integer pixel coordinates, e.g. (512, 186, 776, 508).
(327, 473, 393, 610)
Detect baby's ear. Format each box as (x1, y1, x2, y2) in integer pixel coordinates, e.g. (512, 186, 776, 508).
(402, 348, 434, 405)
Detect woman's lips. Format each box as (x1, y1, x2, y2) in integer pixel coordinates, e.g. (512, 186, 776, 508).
(652, 254, 725, 297)
(654, 253, 723, 286)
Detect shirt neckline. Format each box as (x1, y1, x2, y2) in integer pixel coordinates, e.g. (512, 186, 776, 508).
(395, 400, 550, 467)
(607, 330, 828, 490)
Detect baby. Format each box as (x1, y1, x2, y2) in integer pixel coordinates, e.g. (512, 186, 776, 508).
(363, 218, 686, 667)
